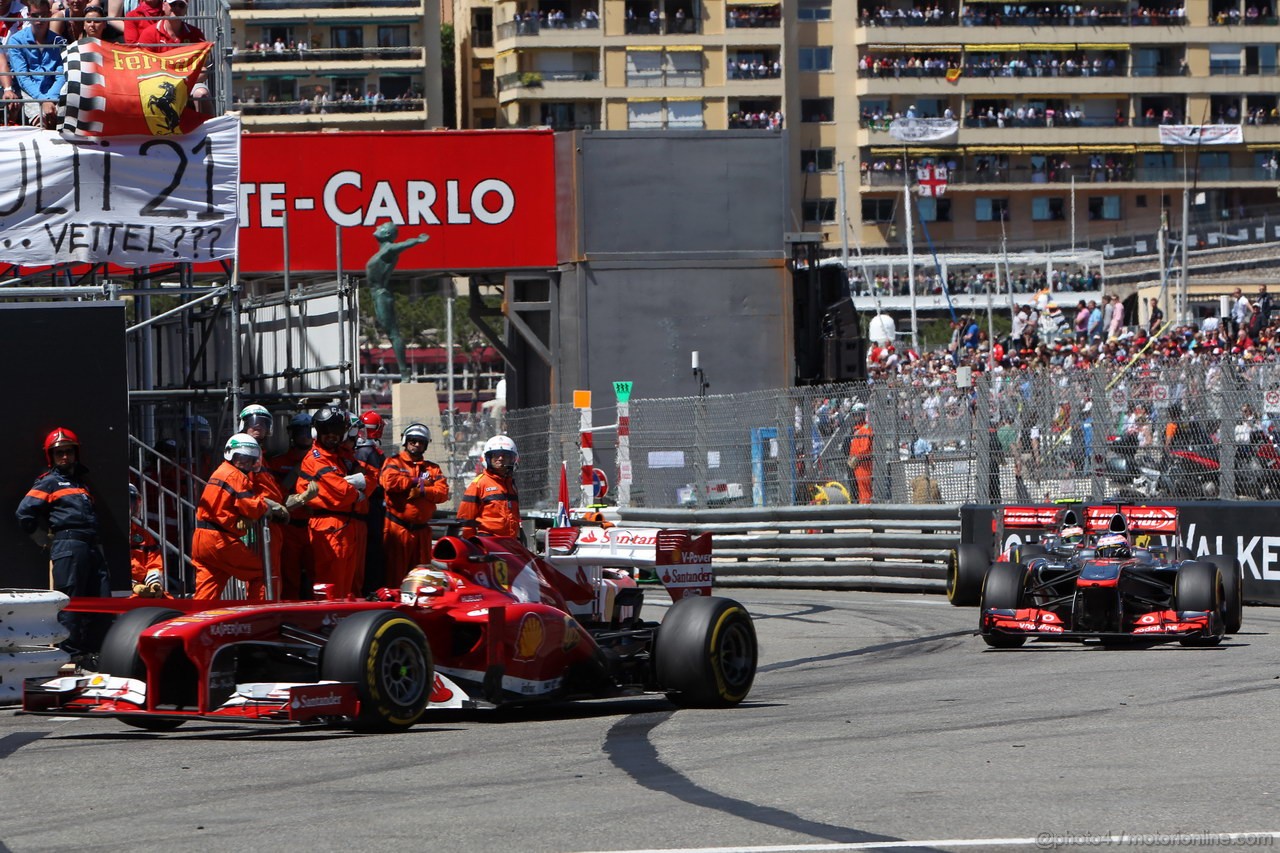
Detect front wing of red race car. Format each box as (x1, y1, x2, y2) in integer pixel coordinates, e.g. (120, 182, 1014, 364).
(23, 670, 474, 727)
(980, 606, 1218, 643)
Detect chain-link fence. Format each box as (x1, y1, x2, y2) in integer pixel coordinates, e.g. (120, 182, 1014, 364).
(504, 362, 1280, 511)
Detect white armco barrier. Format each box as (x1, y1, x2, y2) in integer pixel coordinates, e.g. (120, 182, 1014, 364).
(0, 590, 71, 705)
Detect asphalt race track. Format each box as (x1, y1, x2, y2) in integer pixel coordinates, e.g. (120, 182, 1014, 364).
(2, 590, 1279, 853)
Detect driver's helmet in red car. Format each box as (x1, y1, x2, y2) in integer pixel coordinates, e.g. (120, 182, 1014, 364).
(1058, 525, 1085, 547)
(400, 565, 452, 605)
(1095, 532, 1131, 559)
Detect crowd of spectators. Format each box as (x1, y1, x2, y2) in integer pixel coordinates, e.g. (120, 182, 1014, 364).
(729, 109, 783, 129)
(962, 3, 1186, 24)
(862, 4, 958, 25)
(726, 6, 781, 27)
(848, 266, 1102, 298)
(232, 85, 423, 115)
(2, 0, 209, 129)
(861, 286, 1279, 391)
(514, 7, 600, 32)
(1213, 4, 1279, 23)
(859, 154, 1137, 186)
(728, 57, 781, 79)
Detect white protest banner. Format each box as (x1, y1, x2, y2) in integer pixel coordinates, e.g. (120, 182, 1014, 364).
(888, 117, 959, 144)
(1157, 124, 1244, 146)
(0, 114, 239, 267)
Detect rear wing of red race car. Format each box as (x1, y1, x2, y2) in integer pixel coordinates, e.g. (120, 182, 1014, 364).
(544, 527, 714, 601)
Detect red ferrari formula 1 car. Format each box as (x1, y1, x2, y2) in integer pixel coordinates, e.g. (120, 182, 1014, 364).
(976, 505, 1243, 648)
(23, 526, 757, 732)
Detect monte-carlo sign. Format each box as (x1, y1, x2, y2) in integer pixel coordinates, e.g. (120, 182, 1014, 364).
(237, 128, 558, 274)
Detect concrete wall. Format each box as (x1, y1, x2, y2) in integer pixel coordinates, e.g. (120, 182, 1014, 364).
(544, 130, 791, 410)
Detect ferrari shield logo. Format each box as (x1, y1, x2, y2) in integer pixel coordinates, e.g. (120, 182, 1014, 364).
(492, 559, 511, 590)
(139, 72, 189, 135)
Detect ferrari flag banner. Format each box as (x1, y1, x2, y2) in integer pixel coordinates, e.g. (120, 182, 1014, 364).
(59, 38, 212, 140)
(1157, 124, 1244, 146)
(0, 115, 240, 267)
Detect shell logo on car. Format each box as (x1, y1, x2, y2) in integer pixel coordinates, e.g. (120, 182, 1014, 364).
(514, 612, 545, 661)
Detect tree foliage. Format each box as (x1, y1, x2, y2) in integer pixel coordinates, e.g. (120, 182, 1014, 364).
(357, 281, 500, 351)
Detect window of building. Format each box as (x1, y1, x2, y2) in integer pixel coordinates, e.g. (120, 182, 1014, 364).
(975, 197, 1009, 222)
(803, 198, 837, 223)
(668, 99, 704, 129)
(333, 76, 365, 100)
(862, 198, 894, 223)
(263, 77, 297, 101)
(478, 67, 495, 98)
(665, 50, 704, 85)
(799, 46, 833, 72)
(1087, 196, 1121, 221)
(380, 76, 411, 99)
(628, 100, 664, 128)
(260, 26, 292, 47)
(916, 197, 952, 222)
(1031, 197, 1065, 221)
(627, 50, 663, 86)
(1209, 43, 1243, 75)
(801, 148, 835, 172)
(802, 98, 834, 122)
(377, 26, 410, 48)
(798, 0, 832, 20)
(331, 27, 363, 50)
(472, 8, 493, 48)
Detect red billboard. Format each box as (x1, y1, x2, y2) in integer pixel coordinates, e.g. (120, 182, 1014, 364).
(236, 129, 558, 273)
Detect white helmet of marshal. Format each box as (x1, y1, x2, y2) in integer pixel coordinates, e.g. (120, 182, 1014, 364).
(238, 403, 273, 436)
(483, 434, 518, 472)
(223, 433, 262, 464)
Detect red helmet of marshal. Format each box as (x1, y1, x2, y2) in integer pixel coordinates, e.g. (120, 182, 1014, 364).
(359, 411, 384, 440)
(44, 427, 80, 465)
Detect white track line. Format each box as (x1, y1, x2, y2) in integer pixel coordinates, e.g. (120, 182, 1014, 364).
(579, 832, 1280, 853)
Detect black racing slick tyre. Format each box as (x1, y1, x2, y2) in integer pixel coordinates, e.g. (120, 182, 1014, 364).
(980, 562, 1027, 648)
(98, 607, 187, 732)
(948, 544, 988, 607)
(655, 597, 757, 708)
(320, 610, 433, 731)
(1202, 554, 1243, 634)
(1174, 562, 1224, 647)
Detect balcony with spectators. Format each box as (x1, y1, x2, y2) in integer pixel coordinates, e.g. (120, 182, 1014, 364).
(622, 1, 703, 34)
(495, 2, 601, 40)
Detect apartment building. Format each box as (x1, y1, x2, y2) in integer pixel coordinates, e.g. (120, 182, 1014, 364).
(844, 0, 1280, 253)
(228, 0, 444, 131)
(456, 0, 1280, 258)
(455, 0, 786, 132)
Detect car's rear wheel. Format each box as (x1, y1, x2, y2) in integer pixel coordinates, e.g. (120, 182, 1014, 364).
(320, 611, 433, 731)
(948, 544, 988, 607)
(98, 607, 187, 732)
(1014, 543, 1047, 563)
(980, 562, 1027, 648)
(655, 597, 757, 708)
(1202, 554, 1243, 634)
(1175, 562, 1224, 647)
